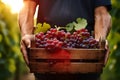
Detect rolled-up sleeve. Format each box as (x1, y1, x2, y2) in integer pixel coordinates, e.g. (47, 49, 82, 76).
(95, 0, 112, 11)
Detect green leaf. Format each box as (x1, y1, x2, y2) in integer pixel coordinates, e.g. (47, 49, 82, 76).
(66, 23, 74, 32)
(74, 18, 87, 30)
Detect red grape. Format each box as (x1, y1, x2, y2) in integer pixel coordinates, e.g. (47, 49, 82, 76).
(35, 28, 99, 49)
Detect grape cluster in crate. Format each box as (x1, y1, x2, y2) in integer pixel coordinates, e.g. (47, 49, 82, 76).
(35, 28, 99, 50)
(29, 18, 106, 73)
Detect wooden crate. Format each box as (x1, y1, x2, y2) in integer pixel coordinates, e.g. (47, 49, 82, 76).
(28, 40, 106, 74)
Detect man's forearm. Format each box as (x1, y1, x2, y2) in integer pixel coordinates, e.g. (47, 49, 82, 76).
(94, 6, 111, 40)
(18, 1, 37, 37)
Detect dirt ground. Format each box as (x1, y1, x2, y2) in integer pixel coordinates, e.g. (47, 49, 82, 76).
(20, 73, 35, 80)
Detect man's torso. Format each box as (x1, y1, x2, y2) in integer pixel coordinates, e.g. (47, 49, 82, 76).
(37, 0, 95, 31)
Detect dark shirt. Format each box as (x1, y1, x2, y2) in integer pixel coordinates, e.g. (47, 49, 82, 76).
(37, 0, 111, 31)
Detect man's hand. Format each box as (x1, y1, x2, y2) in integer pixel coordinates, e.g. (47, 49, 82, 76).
(104, 40, 110, 65)
(18, 0, 37, 65)
(20, 35, 35, 65)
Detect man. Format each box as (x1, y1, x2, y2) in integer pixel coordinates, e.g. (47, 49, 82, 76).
(19, 0, 112, 80)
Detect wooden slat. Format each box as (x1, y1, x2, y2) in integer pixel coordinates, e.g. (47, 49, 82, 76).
(28, 41, 105, 73)
(29, 62, 103, 73)
(29, 48, 105, 60)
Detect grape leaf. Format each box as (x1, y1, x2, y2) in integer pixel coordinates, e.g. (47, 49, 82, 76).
(74, 18, 87, 30)
(34, 22, 51, 34)
(66, 23, 74, 32)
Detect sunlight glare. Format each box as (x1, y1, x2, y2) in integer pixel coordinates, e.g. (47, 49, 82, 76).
(2, 0, 23, 13)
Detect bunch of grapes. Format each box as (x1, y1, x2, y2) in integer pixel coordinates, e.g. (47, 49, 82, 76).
(35, 28, 99, 50)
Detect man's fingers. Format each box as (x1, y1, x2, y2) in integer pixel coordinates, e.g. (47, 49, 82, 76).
(104, 40, 110, 65)
(20, 35, 34, 65)
(22, 35, 34, 48)
(105, 40, 108, 49)
(26, 39, 31, 48)
(104, 49, 110, 65)
(20, 41, 29, 65)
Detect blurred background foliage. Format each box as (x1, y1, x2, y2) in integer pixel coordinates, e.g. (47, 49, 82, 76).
(0, 0, 28, 80)
(101, 0, 120, 80)
(0, 0, 120, 80)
